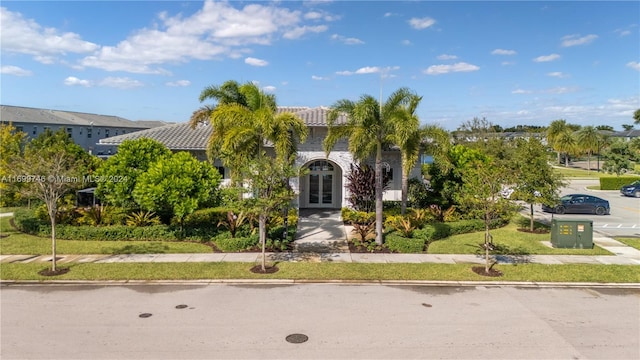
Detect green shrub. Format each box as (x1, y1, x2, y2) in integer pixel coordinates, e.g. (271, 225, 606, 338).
(183, 207, 230, 228)
(38, 225, 179, 241)
(385, 232, 426, 253)
(600, 176, 640, 190)
(341, 208, 375, 224)
(267, 225, 296, 242)
(214, 233, 259, 252)
(13, 208, 46, 234)
(416, 219, 488, 242)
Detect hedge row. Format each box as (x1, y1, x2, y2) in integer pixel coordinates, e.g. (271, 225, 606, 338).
(385, 233, 426, 253)
(599, 176, 640, 190)
(213, 233, 259, 252)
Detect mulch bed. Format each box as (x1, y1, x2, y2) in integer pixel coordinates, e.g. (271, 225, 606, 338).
(471, 266, 503, 277)
(249, 265, 279, 274)
(38, 268, 70, 276)
(347, 240, 393, 253)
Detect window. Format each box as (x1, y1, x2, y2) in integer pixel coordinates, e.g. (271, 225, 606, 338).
(87, 128, 92, 138)
(308, 160, 333, 171)
(16, 126, 23, 132)
(32, 126, 37, 135)
(67, 127, 73, 136)
(383, 167, 394, 181)
(215, 166, 226, 179)
(105, 129, 110, 138)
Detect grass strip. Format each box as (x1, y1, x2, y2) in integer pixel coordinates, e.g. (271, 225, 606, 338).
(617, 238, 640, 251)
(1, 262, 638, 283)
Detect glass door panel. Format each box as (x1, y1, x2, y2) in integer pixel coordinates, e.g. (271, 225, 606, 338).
(309, 174, 319, 204)
(322, 174, 332, 204)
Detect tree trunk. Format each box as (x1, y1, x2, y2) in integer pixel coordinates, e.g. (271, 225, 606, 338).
(586, 153, 591, 175)
(259, 213, 267, 272)
(484, 225, 490, 273)
(564, 153, 569, 167)
(375, 142, 383, 245)
(556, 151, 561, 165)
(529, 203, 534, 232)
(401, 157, 408, 216)
(49, 213, 57, 272)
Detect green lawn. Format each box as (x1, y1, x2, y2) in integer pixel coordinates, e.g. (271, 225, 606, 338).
(1, 262, 638, 283)
(617, 237, 640, 250)
(0, 217, 213, 255)
(427, 222, 612, 255)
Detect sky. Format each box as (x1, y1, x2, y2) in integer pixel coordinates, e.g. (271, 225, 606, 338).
(1, 1, 639, 131)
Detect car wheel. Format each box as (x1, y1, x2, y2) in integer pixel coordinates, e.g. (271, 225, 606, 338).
(595, 206, 606, 216)
(555, 205, 565, 214)
(635, 190, 640, 198)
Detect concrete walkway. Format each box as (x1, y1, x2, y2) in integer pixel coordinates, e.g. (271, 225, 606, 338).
(2, 208, 640, 265)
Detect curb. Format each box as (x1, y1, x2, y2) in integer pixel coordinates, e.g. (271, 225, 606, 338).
(2, 279, 639, 289)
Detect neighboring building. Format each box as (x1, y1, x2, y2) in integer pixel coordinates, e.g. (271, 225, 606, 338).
(99, 107, 423, 209)
(0, 105, 169, 155)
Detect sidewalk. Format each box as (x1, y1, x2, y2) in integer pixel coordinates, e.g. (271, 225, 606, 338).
(2, 233, 639, 266)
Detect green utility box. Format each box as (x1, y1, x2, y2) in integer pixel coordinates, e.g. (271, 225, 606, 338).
(550, 219, 594, 249)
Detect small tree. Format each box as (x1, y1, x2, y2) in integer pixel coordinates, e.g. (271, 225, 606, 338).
(133, 151, 221, 226)
(0, 123, 27, 206)
(11, 139, 87, 272)
(241, 154, 298, 272)
(601, 139, 635, 176)
(456, 158, 516, 274)
(512, 137, 566, 231)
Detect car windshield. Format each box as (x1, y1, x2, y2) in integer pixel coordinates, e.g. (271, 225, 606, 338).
(560, 195, 573, 201)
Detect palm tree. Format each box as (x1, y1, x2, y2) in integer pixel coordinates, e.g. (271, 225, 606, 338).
(634, 109, 640, 125)
(325, 87, 414, 245)
(575, 126, 599, 174)
(546, 119, 569, 165)
(392, 92, 422, 215)
(555, 130, 577, 167)
(191, 81, 307, 271)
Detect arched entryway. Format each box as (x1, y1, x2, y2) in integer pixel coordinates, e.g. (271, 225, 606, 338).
(299, 160, 342, 209)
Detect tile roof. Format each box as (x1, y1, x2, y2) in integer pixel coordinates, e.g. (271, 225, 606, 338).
(0, 105, 169, 128)
(99, 122, 212, 150)
(99, 106, 347, 150)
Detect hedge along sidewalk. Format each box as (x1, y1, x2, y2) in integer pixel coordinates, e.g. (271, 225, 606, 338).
(2, 250, 639, 265)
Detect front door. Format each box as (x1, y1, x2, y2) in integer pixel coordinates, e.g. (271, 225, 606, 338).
(307, 160, 334, 207)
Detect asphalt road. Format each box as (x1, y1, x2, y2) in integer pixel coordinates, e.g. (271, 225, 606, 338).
(1, 283, 639, 359)
(533, 179, 640, 237)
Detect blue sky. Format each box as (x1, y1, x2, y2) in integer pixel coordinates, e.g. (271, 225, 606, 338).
(1, 1, 639, 131)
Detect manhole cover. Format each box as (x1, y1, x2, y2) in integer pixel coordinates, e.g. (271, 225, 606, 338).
(175, 304, 188, 309)
(285, 334, 308, 344)
(139, 313, 152, 318)
(422, 303, 432, 307)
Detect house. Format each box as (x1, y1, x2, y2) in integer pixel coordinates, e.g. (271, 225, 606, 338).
(0, 105, 169, 155)
(99, 107, 423, 210)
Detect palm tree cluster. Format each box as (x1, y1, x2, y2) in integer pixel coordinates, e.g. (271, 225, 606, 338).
(546, 119, 612, 173)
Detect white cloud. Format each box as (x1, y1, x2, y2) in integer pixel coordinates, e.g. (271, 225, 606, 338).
(617, 30, 631, 36)
(245, 57, 268, 66)
(63, 76, 92, 87)
(401, 39, 412, 46)
(512, 89, 532, 94)
(561, 34, 598, 47)
(303, 10, 339, 21)
(546, 86, 580, 94)
(423, 62, 479, 75)
(336, 65, 398, 76)
(384, 12, 397, 17)
(491, 49, 517, 55)
(99, 77, 143, 89)
(533, 54, 561, 62)
(311, 75, 328, 80)
(547, 71, 569, 78)
(408, 17, 436, 30)
(263, 85, 276, 92)
(283, 25, 327, 39)
(437, 54, 457, 60)
(166, 80, 191, 87)
(501, 61, 515, 66)
(330, 34, 364, 45)
(0, 7, 98, 63)
(0, 65, 32, 76)
(626, 61, 640, 71)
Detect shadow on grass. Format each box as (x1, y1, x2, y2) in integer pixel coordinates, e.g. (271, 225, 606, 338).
(108, 243, 171, 255)
(471, 243, 532, 264)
